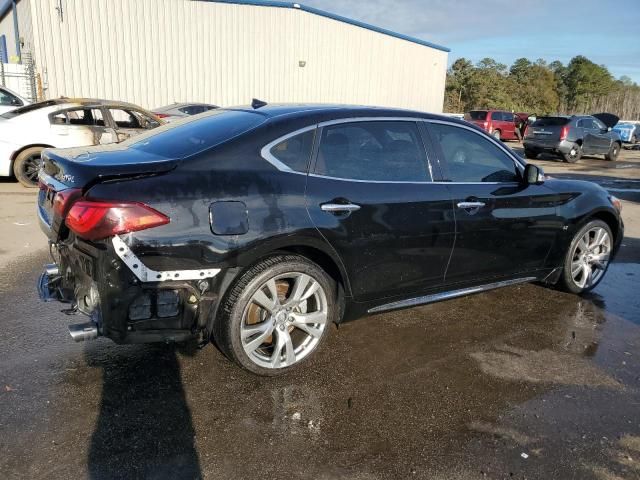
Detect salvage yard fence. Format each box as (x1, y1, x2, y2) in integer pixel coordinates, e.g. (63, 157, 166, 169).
(0, 53, 37, 103)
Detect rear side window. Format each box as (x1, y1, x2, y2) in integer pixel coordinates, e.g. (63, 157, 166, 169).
(128, 109, 267, 158)
(502, 112, 514, 122)
(314, 121, 430, 182)
(491, 111, 504, 121)
(533, 117, 570, 127)
(268, 129, 315, 173)
(430, 123, 520, 183)
(0, 89, 21, 107)
(467, 111, 488, 120)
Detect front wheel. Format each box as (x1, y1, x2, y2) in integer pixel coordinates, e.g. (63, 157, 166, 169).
(558, 220, 613, 294)
(214, 254, 338, 375)
(605, 142, 620, 161)
(524, 148, 538, 159)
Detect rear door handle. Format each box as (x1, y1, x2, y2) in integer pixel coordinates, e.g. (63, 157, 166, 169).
(456, 201, 486, 209)
(320, 203, 361, 213)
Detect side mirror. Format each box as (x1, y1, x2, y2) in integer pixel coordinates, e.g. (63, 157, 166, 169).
(524, 163, 544, 185)
(11, 98, 22, 106)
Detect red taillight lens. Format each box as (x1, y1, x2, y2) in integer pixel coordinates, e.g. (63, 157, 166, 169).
(483, 121, 488, 129)
(65, 200, 170, 241)
(53, 188, 82, 217)
(524, 125, 529, 137)
(155, 113, 170, 118)
(560, 126, 569, 141)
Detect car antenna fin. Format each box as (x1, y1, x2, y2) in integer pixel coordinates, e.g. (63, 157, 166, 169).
(251, 98, 268, 109)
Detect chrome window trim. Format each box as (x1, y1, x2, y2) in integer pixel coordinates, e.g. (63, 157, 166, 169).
(260, 115, 526, 186)
(260, 124, 318, 174)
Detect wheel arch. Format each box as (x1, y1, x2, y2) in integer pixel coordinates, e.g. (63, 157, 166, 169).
(589, 209, 620, 244)
(10, 143, 55, 162)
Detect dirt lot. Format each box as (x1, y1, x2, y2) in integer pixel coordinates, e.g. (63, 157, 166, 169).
(0, 147, 639, 480)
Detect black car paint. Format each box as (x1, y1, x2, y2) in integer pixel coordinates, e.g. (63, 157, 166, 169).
(37, 105, 624, 345)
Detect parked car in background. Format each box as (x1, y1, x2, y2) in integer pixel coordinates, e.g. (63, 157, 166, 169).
(36, 104, 623, 375)
(523, 113, 622, 163)
(612, 122, 639, 143)
(0, 98, 163, 187)
(152, 102, 218, 122)
(464, 110, 519, 141)
(0, 86, 30, 115)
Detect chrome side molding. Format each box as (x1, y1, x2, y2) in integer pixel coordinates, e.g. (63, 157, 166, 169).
(368, 277, 537, 314)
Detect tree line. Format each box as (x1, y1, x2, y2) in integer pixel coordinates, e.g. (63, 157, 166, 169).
(444, 55, 640, 120)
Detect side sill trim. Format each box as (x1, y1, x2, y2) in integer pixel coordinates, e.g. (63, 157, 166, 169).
(367, 276, 537, 314)
(112, 235, 221, 282)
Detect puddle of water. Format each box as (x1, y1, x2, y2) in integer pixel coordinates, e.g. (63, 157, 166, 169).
(589, 262, 640, 325)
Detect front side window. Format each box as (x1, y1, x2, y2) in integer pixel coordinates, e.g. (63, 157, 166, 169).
(268, 129, 315, 173)
(503, 112, 514, 122)
(430, 123, 520, 183)
(314, 121, 430, 182)
(109, 108, 159, 129)
(491, 111, 504, 121)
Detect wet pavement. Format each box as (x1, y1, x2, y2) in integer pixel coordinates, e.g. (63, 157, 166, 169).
(1, 151, 640, 479)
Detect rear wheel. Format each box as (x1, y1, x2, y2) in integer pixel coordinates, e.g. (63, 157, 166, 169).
(632, 134, 638, 144)
(492, 129, 501, 141)
(214, 254, 337, 375)
(524, 148, 538, 159)
(558, 220, 613, 294)
(605, 142, 620, 161)
(562, 144, 582, 163)
(13, 147, 44, 187)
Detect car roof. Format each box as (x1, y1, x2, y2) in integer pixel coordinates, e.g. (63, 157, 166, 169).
(154, 102, 218, 111)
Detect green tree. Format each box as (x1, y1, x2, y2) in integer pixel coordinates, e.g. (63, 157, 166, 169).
(564, 56, 614, 112)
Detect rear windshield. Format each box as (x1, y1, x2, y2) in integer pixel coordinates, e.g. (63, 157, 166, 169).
(532, 117, 570, 127)
(127, 109, 267, 158)
(466, 111, 488, 120)
(0, 100, 58, 119)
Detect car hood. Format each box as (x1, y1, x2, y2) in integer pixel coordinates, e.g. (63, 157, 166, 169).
(592, 113, 619, 129)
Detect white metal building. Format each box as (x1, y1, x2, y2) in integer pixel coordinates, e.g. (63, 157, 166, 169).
(0, 0, 449, 112)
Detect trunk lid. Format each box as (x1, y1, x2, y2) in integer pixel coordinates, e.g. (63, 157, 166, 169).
(38, 144, 178, 239)
(592, 113, 619, 129)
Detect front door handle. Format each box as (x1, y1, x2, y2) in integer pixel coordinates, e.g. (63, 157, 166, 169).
(456, 201, 486, 209)
(320, 202, 361, 213)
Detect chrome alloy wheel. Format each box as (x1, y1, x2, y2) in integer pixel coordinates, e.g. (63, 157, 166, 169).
(570, 226, 611, 289)
(240, 272, 328, 369)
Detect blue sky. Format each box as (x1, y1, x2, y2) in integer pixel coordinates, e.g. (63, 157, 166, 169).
(303, 0, 640, 82)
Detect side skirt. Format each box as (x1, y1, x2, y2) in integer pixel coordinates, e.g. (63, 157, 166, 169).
(367, 276, 537, 314)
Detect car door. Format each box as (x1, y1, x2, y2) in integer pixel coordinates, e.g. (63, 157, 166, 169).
(107, 107, 161, 142)
(305, 119, 455, 303)
(501, 111, 517, 140)
(425, 120, 561, 285)
(48, 107, 117, 147)
(591, 117, 613, 152)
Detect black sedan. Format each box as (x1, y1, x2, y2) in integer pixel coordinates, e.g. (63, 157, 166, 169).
(37, 104, 624, 375)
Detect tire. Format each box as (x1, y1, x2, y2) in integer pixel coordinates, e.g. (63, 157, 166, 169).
(214, 254, 338, 375)
(492, 129, 501, 141)
(524, 148, 538, 159)
(562, 143, 582, 163)
(632, 135, 638, 144)
(13, 147, 44, 188)
(557, 220, 613, 294)
(605, 142, 620, 161)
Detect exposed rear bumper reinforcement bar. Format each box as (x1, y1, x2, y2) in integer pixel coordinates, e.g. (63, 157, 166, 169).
(111, 235, 221, 282)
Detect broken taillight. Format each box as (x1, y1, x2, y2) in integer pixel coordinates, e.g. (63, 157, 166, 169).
(53, 188, 82, 217)
(65, 200, 170, 241)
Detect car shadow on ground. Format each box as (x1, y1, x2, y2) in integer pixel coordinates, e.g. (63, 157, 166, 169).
(85, 342, 202, 479)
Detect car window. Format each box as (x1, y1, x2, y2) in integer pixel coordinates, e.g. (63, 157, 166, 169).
(580, 118, 595, 130)
(467, 111, 487, 121)
(592, 118, 606, 130)
(532, 117, 569, 127)
(0, 89, 21, 107)
(109, 108, 154, 129)
(491, 112, 503, 121)
(179, 105, 206, 115)
(132, 110, 161, 129)
(268, 129, 315, 173)
(430, 123, 520, 183)
(503, 112, 514, 122)
(64, 108, 106, 126)
(314, 121, 430, 182)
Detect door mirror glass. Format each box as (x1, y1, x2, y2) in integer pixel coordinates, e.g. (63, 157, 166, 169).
(524, 163, 544, 185)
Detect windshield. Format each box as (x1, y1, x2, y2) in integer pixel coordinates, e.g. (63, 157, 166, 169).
(127, 109, 267, 158)
(532, 117, 570, 127)
(0, 100, 58, 119)
(466, 111, 488, 120)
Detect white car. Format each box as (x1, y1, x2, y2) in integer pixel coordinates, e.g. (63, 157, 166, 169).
(0, 98, 163, 187)
(0, 86, 30, 115)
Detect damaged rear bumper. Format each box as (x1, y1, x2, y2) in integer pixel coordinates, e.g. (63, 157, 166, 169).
(38, 234, 225, 344)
